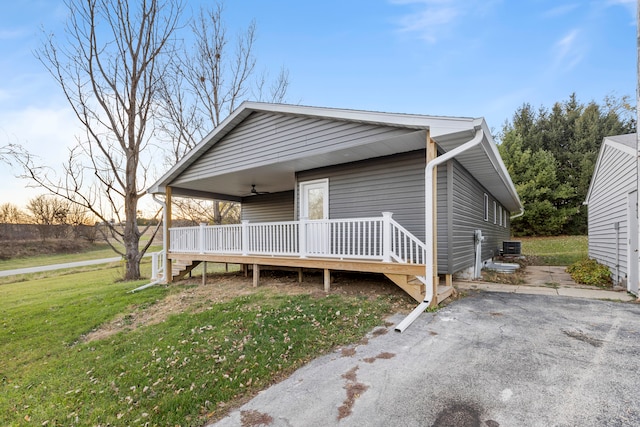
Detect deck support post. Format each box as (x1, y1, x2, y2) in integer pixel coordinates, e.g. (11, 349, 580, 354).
(202, 262, 207, 286)
(323, 269, 331, 292)
(298, 268, 303, 283)
(382, 212, 393, 262)
(253, 264, 260, 287)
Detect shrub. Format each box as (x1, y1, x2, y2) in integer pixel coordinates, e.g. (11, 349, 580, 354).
(566, 258, 612, 287)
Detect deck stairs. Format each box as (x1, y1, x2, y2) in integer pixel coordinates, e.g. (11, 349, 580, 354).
(172, 260, 202, 281)
(384, 274, 456, 305)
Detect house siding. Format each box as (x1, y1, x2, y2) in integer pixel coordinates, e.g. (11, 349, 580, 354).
(173, 112, 418, 185)
(296, 150, 510, 275)
(296, 150, 427, 237)
(447, 159, 510, 273)
(587, 144, 636, 282)
(241, 191, 295, 222)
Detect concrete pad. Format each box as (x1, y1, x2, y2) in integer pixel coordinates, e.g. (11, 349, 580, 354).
(209, 293, 640, 427)
(456, 282, 516, 293)
(513, 285, 558, 296)
(558, 287, 635, 301)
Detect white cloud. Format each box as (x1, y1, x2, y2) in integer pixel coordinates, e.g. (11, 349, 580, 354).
(390, 0, 500, 43)
(390, 0, 462, 43)
(552, 29, 584, 72)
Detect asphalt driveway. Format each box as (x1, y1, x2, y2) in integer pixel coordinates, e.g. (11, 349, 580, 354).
(210, 292, 640, 427)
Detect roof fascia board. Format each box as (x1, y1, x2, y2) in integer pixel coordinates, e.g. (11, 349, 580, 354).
(475, 118, 523, 211)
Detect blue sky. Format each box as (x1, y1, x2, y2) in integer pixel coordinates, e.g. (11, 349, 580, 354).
(0, 0, 637, 210)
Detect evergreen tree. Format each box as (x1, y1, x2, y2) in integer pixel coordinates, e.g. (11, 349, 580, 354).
(499, 93, 635, 236)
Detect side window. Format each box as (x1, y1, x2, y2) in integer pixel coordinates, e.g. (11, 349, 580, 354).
(498, 206, 502, 226)
(483, 193, 489, 222)
(493, 201, 497, 224)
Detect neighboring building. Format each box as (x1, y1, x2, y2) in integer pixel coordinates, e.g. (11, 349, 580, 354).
(585, 133, 639, 295)
(148, 102, 522, 304)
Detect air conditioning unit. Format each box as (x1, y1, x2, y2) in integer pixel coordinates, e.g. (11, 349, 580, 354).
(503, 241, 521, 255)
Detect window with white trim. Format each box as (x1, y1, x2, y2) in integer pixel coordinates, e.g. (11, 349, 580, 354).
(498, 205, 502, 226)
(493, 201, 497, 224)
(483, 193, 489, 221)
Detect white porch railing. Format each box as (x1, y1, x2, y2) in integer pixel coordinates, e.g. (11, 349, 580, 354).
(169, 212, 427, 267)
(151, 250, 165, 281)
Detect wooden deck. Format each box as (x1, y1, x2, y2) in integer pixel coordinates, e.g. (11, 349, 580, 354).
(168, 252, 454, 305)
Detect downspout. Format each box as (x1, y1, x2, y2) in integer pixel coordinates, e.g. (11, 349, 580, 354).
(510, 208, 525, 220)
(395, 127, 485, 332)
(130, 193, 167, 293)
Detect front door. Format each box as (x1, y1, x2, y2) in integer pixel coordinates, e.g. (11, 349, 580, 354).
(299, 179, 329, 255)
(628, 190, 638, 295)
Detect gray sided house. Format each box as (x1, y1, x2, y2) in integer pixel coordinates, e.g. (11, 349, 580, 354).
(148, 102, 522, 307)
(585, 133, 639, 295)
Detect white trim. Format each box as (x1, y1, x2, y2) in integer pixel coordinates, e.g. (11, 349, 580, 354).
(299, 178, 329, 220)
(484, 193, 489, 222)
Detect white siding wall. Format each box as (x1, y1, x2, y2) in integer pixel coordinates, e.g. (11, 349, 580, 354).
(588, 145, 636, 282)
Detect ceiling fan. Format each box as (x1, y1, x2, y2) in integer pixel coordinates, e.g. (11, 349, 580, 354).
(249, 184, 270, 195)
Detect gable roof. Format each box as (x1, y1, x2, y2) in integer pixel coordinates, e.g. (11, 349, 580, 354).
(584, 133, 637, 204)
(148, 102, 522, 212)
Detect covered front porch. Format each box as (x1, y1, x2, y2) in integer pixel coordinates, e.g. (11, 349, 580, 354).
(158, 213, 454, 304)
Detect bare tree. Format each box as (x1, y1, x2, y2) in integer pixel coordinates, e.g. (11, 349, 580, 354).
(157, 3, 289, 224)
(0, 203, 27, 224)
(172, 196, 240, 225)
(20, 0, 182, 279)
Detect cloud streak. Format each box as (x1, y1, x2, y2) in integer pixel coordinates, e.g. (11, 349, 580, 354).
(552, 29, 584, 72)
(390, 0, 462, 43)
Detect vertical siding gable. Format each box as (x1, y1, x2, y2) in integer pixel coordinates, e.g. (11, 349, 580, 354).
(174, 112, 419, 184)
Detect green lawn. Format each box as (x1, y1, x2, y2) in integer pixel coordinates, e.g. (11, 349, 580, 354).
(519, 235, 588, 265)
(0, 265, 393, 426)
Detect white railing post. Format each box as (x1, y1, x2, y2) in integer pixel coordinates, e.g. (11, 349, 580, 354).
(241, 220, 249, 256)
(299, 217, 308, 258)
(382, 212, 393, 262)
(151, 252, 159, 280)
(199, 223, 206, 254)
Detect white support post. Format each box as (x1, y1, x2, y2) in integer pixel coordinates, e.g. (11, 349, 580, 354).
(151, 252, 159, 280)
(199, 223, 206, 254)
(299, 217, 308, 258)
(382, 212, 393, 262)
(241, 220, 249, 256)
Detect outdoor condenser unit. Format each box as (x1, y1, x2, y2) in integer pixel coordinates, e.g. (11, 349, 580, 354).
(503, 241, 522, 255)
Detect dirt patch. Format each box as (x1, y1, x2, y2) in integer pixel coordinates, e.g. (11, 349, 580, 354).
(338, 366, 369, 420)
(240, 409, 273, 426)
(83, 270, 416, 342)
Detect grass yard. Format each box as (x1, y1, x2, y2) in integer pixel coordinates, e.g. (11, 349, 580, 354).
(519, 235, 588, 266)
(0, 265, 397, 426)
